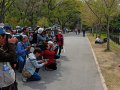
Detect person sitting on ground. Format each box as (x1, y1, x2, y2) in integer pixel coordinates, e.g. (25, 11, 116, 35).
(95, 36, 104, 44)
(22, 48, 47, 82)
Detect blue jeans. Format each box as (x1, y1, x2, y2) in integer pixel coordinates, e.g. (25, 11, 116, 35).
(27, 72, 41, 81)
(18, 56, 26, 72)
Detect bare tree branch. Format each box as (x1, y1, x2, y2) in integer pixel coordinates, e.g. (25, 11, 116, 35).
(51, 0, 63, 10)
(4, 0, 15, 14)
(110, 0, 116, 9)
(103, 0, 109, 8)
(84, 0, 101, 23)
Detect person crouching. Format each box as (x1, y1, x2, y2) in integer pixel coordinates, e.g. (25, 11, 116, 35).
(22, 48, 47, 82)
(43, 43, 57, 70)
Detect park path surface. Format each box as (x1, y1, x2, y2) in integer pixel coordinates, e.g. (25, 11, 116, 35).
(17, 32, 104, 90)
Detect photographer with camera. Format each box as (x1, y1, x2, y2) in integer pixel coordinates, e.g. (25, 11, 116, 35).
(16, 35, 31, 73)
(22, 48, 48, 82)
(0, 28, 18, 90)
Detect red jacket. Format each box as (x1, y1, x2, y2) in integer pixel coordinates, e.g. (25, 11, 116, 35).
(43, 49, 55, 64)
(56, 34, 64, 46)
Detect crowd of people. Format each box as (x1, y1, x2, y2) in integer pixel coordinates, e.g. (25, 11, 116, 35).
(74, 28, 86, 37)
(0, 25, 64, 90)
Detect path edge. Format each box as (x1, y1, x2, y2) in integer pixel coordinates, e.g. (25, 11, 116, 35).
(87, 37, 108, 90)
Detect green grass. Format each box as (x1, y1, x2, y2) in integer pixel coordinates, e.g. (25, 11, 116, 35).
(100, 33, 120, 52)
(89, 32, 120, 52)
(101, 33, 107, 39)
(110, 40, 120, 52)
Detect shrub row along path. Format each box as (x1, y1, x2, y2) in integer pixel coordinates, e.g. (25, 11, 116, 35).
(17, 32, 104, 90)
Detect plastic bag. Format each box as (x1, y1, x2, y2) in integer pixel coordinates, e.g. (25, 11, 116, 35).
(62, 46, 65, 53)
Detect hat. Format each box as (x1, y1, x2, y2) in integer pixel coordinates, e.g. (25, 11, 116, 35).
(58, 29, 62, 32)
(48, 41, 54, 45)
(22, 27, 28, 31)
(0, 28, 6, 34)
(22, 35, 28, 39)
(16, 26, 22, 31)
(0, 23, 4, 28)
(3, 25, 12, 30)
(38, 28, 44, 34)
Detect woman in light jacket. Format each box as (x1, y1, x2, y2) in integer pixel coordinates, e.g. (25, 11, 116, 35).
(22, 48, 47, 82)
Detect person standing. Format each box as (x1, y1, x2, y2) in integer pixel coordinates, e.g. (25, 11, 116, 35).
(55, 30, 64, 55)
(82, 28, 86, 37)
(0, 28, 18, 90)
(78, 29, 80, 35)
(75, 28, 78, 35)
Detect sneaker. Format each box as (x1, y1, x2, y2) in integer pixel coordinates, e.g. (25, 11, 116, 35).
(45, 67, 53, 71)
(45, 67, 57, 71)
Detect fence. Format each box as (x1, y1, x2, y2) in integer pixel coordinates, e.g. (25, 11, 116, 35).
(110, 34, 120, 45)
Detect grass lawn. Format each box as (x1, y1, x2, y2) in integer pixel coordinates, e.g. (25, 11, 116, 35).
(88, 33, 120, 90)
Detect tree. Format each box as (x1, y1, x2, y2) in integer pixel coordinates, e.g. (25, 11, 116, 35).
(0, 0, 14, 23)
(102, 0, 119, 50)
(37, 17, 49, 27)
(81, 0, 119, 50)
(9, 0, 43, 27)
(49, 0, 81, 29)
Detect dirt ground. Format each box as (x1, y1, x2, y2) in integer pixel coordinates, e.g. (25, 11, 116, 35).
(88, 34, 120, 90)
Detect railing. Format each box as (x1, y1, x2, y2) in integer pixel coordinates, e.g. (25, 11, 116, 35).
(110, 34, 120, 45)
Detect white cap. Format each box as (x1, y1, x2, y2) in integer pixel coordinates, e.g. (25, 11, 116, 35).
(16, 26, 21, 28)
(0, 23, 4, 28)
(48, 41, 54, 45)
(38, 28, 44, 34)
(22, 35, 28, 38)
(58, 29, 62, 32)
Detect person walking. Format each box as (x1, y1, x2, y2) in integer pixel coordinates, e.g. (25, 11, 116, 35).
(82, 28, 86, 37)
(75, 28, 78, 35)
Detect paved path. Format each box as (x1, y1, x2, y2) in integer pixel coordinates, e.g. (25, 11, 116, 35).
(17, 32, 104, 90)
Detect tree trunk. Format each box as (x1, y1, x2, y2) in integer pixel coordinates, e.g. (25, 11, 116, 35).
(30, 13, 34, 26)
(80, 23, 82, 31)
(99, 24, 102, 37)
(106, 17, 110, 50)
(92, 27, 94, 36)
(0, 0, 5, 23)
(95, 24, 98, 38)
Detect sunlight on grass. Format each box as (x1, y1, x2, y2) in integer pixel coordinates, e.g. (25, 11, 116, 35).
(110, 40, 120, 52)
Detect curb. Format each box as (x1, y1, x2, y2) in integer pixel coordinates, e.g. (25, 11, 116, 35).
(87, 37, 108, 90)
